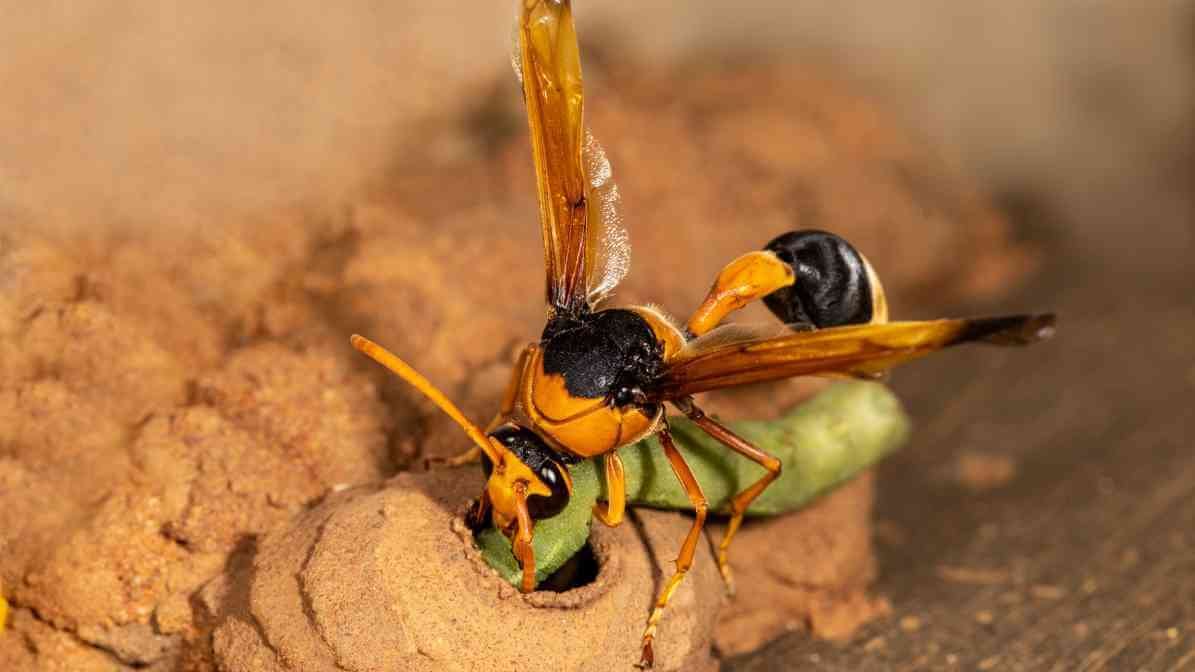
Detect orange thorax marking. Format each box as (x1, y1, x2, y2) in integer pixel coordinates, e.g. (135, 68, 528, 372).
(520, 348, 656, 459)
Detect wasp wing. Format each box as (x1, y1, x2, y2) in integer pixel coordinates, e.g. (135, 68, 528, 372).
(515, 0, 627, 313)
(650, 314, 1056, 400)
(581, 129, 629, 306)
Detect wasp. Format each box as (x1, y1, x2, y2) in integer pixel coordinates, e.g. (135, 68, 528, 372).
(351, 0, 1054, 665)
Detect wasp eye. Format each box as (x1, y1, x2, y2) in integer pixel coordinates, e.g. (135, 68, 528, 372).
(528, 460, 570, 519)
(763, 230, 875, 328)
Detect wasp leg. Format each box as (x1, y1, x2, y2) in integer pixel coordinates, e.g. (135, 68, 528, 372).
(686, 250, 794, 337)
(489, 345, 535, 429)
(513, 482, 537, 593)
(639, 423, 709, 668)
(467, 489, 492, 530)
(675, 397, 781, 595)
(593, 452, 627, 527)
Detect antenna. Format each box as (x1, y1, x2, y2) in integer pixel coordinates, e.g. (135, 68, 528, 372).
(350, 334, 501, 465)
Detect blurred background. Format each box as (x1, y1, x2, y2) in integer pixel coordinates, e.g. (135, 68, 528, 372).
(3, 1, 1191, 250)
(2, 1, 1192, 670)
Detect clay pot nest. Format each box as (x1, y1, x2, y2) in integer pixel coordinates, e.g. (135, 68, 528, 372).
(206, 466, 881, 672)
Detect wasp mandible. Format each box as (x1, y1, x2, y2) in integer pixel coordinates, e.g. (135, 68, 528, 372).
(352, 0, 1055, 666)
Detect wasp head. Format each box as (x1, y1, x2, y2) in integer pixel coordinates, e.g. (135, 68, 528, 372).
(481, 424, 573, 533)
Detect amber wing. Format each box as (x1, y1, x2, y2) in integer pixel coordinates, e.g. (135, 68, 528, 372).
(517, 0, 592, 312)
(649, 314, 1056, 400)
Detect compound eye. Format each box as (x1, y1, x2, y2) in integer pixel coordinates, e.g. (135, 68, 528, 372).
(762, 230, 876, 328)
(527, 460, 570, 519)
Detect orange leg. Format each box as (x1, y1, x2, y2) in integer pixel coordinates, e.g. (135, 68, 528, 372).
(487, 345, 534, 430)
(639, 423, 709, 668)
(467, 489, 492, 530)
(675, 397, 782, 595)
(686, 250, 794, 336)
(593, 452, 627, 527)
(512, 482, 537, 593)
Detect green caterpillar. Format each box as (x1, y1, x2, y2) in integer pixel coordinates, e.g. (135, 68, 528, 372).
(477, 380, 910, 587)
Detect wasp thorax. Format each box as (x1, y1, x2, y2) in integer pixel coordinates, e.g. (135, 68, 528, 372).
(762, 230, 881, 328)
(541, 308, 664, 405)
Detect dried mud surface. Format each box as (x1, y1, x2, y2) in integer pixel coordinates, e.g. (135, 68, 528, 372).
(208, 470, 723, 672)
(0, 63, 1033, 670)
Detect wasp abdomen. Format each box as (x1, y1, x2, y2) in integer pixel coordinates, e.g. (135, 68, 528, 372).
(762, 230, 878, 329)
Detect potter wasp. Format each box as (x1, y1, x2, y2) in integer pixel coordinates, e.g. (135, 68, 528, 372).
(352, 0, 1054, 665)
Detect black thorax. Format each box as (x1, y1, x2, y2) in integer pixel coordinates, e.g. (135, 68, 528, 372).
(540, 308, 664, 406)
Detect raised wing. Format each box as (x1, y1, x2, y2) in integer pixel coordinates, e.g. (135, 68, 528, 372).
(581, 129, 629, 305)
(649, 314, 1056, 400)
(515, 0, 628, 313)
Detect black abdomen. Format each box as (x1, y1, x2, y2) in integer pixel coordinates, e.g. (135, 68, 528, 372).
(541, 308, 663, 403)
(762, 230, 874, 329)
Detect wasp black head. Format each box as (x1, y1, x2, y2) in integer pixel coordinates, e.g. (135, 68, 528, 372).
(762, 230, 885, 328)
(486, 424, 572, 519)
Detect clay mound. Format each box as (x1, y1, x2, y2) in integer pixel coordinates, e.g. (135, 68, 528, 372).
(208, 469, 723, 672)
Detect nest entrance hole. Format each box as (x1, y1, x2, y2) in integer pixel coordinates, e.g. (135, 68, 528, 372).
(537, 541, 600, 592)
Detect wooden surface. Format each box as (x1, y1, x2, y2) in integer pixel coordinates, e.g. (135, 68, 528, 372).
(726, 190, 1195, 670)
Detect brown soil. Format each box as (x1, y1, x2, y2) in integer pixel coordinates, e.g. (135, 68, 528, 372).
(0, 62, 1034, 670)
